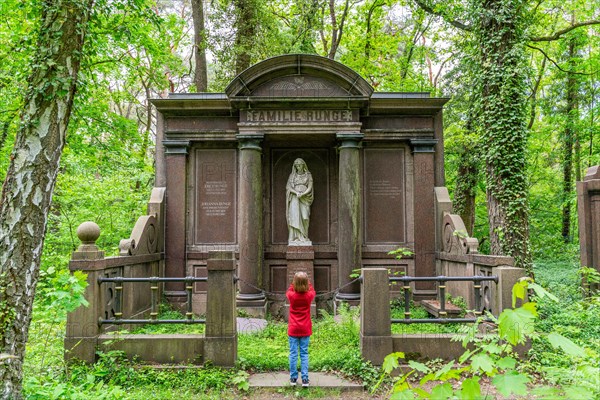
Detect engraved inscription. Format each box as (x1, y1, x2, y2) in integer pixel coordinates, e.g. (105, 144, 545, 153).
(369, 180, 402, 198)
(246, 109, 353, 123)
(364, 149, 405, 243)
(195, 150, 236, 244)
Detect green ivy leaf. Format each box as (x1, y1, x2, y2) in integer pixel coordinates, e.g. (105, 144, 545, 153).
(471, 353, 495, 374)
(564, 385, 590, 399)
(390, 390, 415, 400)
(528, 282, 559, 302)
(492, 371, 529, 397)
(530, 386, 561, 399)
(547, 332, 586, 358)
(460, 377, 481, 399)
(408, 360, 430, 373)
(498, 307, 535, 345)
(430, 383, 453, 399)
(383, 352, 405, 374)
(496, 356, 517, 370)
(511, 279, 530, 307)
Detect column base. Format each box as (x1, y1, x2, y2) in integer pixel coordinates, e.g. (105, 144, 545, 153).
(236, 297, 268, 318)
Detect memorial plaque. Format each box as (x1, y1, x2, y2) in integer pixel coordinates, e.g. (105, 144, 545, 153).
(271, 149, 329, 244)
(194, 149, 236, 244)
(364, 148, 405, 243)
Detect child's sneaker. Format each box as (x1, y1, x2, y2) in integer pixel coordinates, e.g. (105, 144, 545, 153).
(302, 379, 309, 387)
(290, 378, 297, 386)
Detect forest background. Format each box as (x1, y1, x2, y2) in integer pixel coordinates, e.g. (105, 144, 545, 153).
(0, 0, 599, 398)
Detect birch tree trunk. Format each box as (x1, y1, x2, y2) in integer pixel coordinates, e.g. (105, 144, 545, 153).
(0, 1, 93, 397)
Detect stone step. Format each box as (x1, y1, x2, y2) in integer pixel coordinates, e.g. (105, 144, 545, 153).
(421, 299, 463, 318)
(248, 372, 364, 391)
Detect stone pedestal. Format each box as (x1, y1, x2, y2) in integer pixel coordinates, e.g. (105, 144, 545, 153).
(285, 245, 317, 320)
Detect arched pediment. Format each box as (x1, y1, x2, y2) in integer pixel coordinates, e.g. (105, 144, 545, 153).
(225, 54, 374, 98)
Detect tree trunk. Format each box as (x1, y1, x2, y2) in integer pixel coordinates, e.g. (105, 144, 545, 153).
(191, 0, 208, 91)
(561, 36, 579, 242)
(0, 0, 93, 397)
(453, 141, 478, 236)
(477, 0, 531, 272)
(233, 0, 258, 74)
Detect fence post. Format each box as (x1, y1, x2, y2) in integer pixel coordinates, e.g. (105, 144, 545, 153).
(204, 250, 237, 366)
(494, 266, 526, 315)
(360, 268, 392, 365)
(65, 222, 105, 363)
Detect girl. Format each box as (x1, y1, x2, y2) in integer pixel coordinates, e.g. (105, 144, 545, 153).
(287, 271, 316, 387)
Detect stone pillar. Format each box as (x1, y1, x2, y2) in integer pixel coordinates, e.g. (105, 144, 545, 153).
(155, 112, 166, 187)
(163, 140, 189, 304)
(336, 133, 363, 301)
(411, 139, 438, 298)
(236, 134, 266, 314)
(577, 165, 600, 291)
(65, 222, 105, 363)
(286, 246, 316, 319)
(204, 251, 237, 366)
(360, 268, 392, 366)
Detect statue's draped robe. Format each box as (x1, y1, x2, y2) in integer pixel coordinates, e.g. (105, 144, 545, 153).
(286, 167, 313, 242)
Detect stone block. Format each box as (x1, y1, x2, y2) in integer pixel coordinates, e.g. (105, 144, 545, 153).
(360, 334, 393, 366)
(98, 334, 204, 364)
(204, 336, 237, 367)
(64, 337, 98, 364)
(495, 266, 526, 314)
(360, 268, 391, 337)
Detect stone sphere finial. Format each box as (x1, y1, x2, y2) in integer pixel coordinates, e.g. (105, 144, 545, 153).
(77, 221, 101, 244)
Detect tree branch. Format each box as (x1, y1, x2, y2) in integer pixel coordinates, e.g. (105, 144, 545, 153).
(530, 20, 600, 42)
(527, 44, 595, 76)
(413, 0, 471, 31)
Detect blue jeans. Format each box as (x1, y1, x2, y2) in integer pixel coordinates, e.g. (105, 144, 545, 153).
(288, 335, 310, 381)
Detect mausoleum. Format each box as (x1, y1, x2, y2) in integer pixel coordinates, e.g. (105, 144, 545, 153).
(66, 55, 526, 365)
(151, 54, 448, 316)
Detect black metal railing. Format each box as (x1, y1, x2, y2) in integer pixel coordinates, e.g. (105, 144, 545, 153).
(97, 276, 207, 326)
(389, 275, 499, 324)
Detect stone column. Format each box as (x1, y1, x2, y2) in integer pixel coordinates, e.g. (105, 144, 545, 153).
(205, 251, 237, 366)
(360, 268, 392, 365)
(65, 222, 105, 363)
(411, 139, 438, 298)
(163, 140, 189, 304)
(236, 134, 266, 314)
(155, 112, 166, 187)
(336, 132, 363, 301)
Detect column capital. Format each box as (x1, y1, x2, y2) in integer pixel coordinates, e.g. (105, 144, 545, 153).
(163, 140, 190, 155)
(236, 133, 264, 151)
(410, 138, 438, 153)
(336, 132, 364, 149)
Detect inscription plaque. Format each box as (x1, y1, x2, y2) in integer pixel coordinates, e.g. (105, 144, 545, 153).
(194, 149, 236, 244)
(364, 148, 405, 243)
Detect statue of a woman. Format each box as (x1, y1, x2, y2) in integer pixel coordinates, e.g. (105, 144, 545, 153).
(286, 158, 314, 244)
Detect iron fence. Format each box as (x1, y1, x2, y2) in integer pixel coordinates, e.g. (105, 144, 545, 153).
(97, 276, 208, 326)
(388, 275, 499, 324)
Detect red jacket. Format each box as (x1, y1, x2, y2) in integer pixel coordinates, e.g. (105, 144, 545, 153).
(286, 283, 316, 337)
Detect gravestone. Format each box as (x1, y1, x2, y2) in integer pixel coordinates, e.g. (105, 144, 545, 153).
(151, 54, 448, 316)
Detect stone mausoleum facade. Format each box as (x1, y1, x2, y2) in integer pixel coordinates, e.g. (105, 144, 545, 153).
(151, 54, 449, 316)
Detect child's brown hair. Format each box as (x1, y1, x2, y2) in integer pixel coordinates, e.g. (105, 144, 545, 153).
(292, 271, 309, 293)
